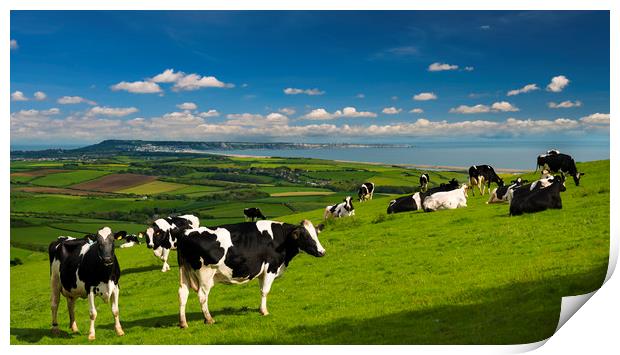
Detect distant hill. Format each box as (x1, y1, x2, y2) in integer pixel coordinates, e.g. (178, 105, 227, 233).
(10, 139, 413, 159)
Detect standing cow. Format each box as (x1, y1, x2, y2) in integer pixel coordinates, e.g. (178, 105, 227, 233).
(48, 227, 123, 340)
(358, 182, 375, 202)
(468, 165, 504, 196)
(244, 207, 266, 221)
(176, 220, 325, 328)
(145, 214, 200, 272)
(535, 152, 585, 186)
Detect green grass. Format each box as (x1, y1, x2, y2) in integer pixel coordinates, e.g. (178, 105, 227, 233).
(117, 180, 187, 195)
(30, 170, 111, 187)
(9, 159, 609, 344)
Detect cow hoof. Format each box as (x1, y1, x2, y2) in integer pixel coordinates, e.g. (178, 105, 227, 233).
(259, 309, 269, 316)
(179, 322, 189, 329)
(88, 334, 96, 341)
(204, 318, 215, 325)
(115, 328, 125, 336)
(70, 325, 79, 333)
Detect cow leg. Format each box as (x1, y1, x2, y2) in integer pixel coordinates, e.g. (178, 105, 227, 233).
(87, 291, 98, 341)
(469, 177, 476, 196)
(178, 266, 191, 328)
(258, 272, 277, 316)
(161, 248, 171, 272)
(110, 285, 124, 336)
(67, 297, 79, 333)
(50, 271, 61, 334)
(197, 267, 216, 324)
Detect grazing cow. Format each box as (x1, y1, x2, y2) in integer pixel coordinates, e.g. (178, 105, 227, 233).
(509, 175, 566, 216)
(535, 152, 585, 186)
(423, 184, 469, 212)
(487, 177, 527, 204)
(419, 173, 430, 192)
(145, 214, 200, 272)
(324, 196, 355, 219)
(177, 220, 325, 327)
(387, 192, 422, 214)
(468, 165, 504, 196)
(357, 182, 375, 202)
(48, 227, 123, 340)
(244, 207, 266, 222)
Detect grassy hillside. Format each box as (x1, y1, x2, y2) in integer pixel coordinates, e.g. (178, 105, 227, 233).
(9, 158, 609, 344)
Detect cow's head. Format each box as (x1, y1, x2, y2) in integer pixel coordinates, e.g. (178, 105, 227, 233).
(144, 226, 166, 249)
(557, 174, 567, 192)
(344, 196, 354, 211)
(96, 227, 116, 266)
(291, 220, 325, 257)
(573, 172, 585, 186)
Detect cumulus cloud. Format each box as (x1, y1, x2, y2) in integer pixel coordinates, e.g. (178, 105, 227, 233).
(547, 75, 570, 92)
(33, 91, 47, 101)
(11, 91, 28, 101)
(507, 83, 539, 96)
(151, 69, 184, 83)
(226, 112, 289, 127)
(173, 73, 233, 91)
(283, 88, 325, 96)
(382, 107, 402, 115)
(580, 113, 609, 125)
(413, 92, 437, 101)
(176, 102, 198, 111)
(87, 106, 138, 117)
(278, 107, 296, 115)
(491, 101, 519, 112)
(301, 107, 377, 120)
(450, 101, 519, 114)
(409, 108, 424, 114)
(428, 62, 459, 71)
(548, 100, 582, 109)
(10, 39, 18, 50)
(199, 110, 220, 118)
(58, 96, 97, 105)
(111, 81, 162, 94)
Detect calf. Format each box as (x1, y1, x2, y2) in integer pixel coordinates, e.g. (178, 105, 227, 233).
(468, 165, 504, 196)
(487, 178, 527, 204)
(509, 175, 566, 216)
(177, 220, 325, 327)
(419, 173, 430, 192)
(48, 227, 123, 341)
(145, 214, 200, 272)
(324, 196, 355, 219)
(244, 207, 266, 222)
(115, 231, 142, 248)
(535, 152, 585, 186)
(357, 182, 375, 202)
(387, 192, 422, 214)
(423, 184, 469, 212)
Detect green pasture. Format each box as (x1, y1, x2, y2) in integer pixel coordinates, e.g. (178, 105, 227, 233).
(31, 170, 111, 187)
(117, 180, 187, 195)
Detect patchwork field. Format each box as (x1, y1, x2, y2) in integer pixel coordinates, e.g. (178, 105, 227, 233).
(9, 154, 609, 345)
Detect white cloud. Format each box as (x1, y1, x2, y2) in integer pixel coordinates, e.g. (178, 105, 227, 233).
(176, 102, 198, 111)
(111, 81, 162, 94)
(413, 92, 437, 101)
(302, 107, 377, 120)
(450, 101, 519, 114)
(58, 96, 97, 105)
(409, 108, 424, 114)
(507, 83, 540, 96)
(11, 91, 28, 101)
(278, 107, 296, 115)
(10, 39, 18, 50)
(283, 88, 325, 96)
(151, 69, 184, 83)
(226, 112, 289, 127)
(491, 101, 519, 112)
(382, 107, 402, 115)
(87, 106, 138, 117)
(33, 91, 47, 101)
(547, 75, 570, 92)
(548, 100, 582, 109)
(173, 73, 233, 91)
(428, 62, 459, 72)
(580, 113, 609, 125)
(199, 110, 220, 118)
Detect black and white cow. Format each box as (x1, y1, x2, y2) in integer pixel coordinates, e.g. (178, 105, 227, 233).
(114, 231, 142, 248)
(509, 175, 566, 216)
(419, 173, 430, 192)
(244, 207, 266, 222)
(176, 220, 325, 327)
(48, 227, 123, 340)
(487, 177, 527, 204)
(535, 152, 585, 186)
(387, 192, 422, 214)
(506, 175, 557, 203)
(145, 214, 200, 272)
(358, 182, 375, 202)
(420, 178, 460, 201)
(468, 165, 504, 196)
(324, 196, 355, 219)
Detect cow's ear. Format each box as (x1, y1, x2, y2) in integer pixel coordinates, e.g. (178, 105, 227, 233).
(316, 224, 325, 234)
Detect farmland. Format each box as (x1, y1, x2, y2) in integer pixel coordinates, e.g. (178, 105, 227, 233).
(9, 152, 609, 344)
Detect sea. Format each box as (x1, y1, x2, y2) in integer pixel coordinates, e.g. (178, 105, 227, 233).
(11, 140, 609, 171)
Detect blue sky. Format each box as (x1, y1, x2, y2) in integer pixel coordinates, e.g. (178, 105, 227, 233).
(10, 11, 610, 145)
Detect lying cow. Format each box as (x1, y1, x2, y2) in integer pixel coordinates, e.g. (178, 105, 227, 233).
(468, 165, 504, 196)
(509, 175, 566, 216)
(177, 220, 325, 328)
(358, 182, 375, 202)
(114, 231, 142, 248)
(244, 207, 266, 222)
(487, 177, 527, 204)
(419, 173, 430, 192)
(507, 175, 557, 203)
(423, 184, 469, 212)
(324, 196, 355, 219)
(48, 227, 123, 340)
(145, 214, 200, 272)
(535, 152, 585, 186)
(387, 192, 422, 214)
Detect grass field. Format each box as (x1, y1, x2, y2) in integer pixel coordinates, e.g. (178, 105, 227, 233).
(117, 180, 187, 195)
(9, 155, 609, 345)
(30, 170, 111, 187)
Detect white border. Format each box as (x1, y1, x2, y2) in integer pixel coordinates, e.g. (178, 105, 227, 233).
(3, 1, 617, 354)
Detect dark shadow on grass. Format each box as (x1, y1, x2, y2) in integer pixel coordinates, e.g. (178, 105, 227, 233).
(11, 327, 73, 343)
